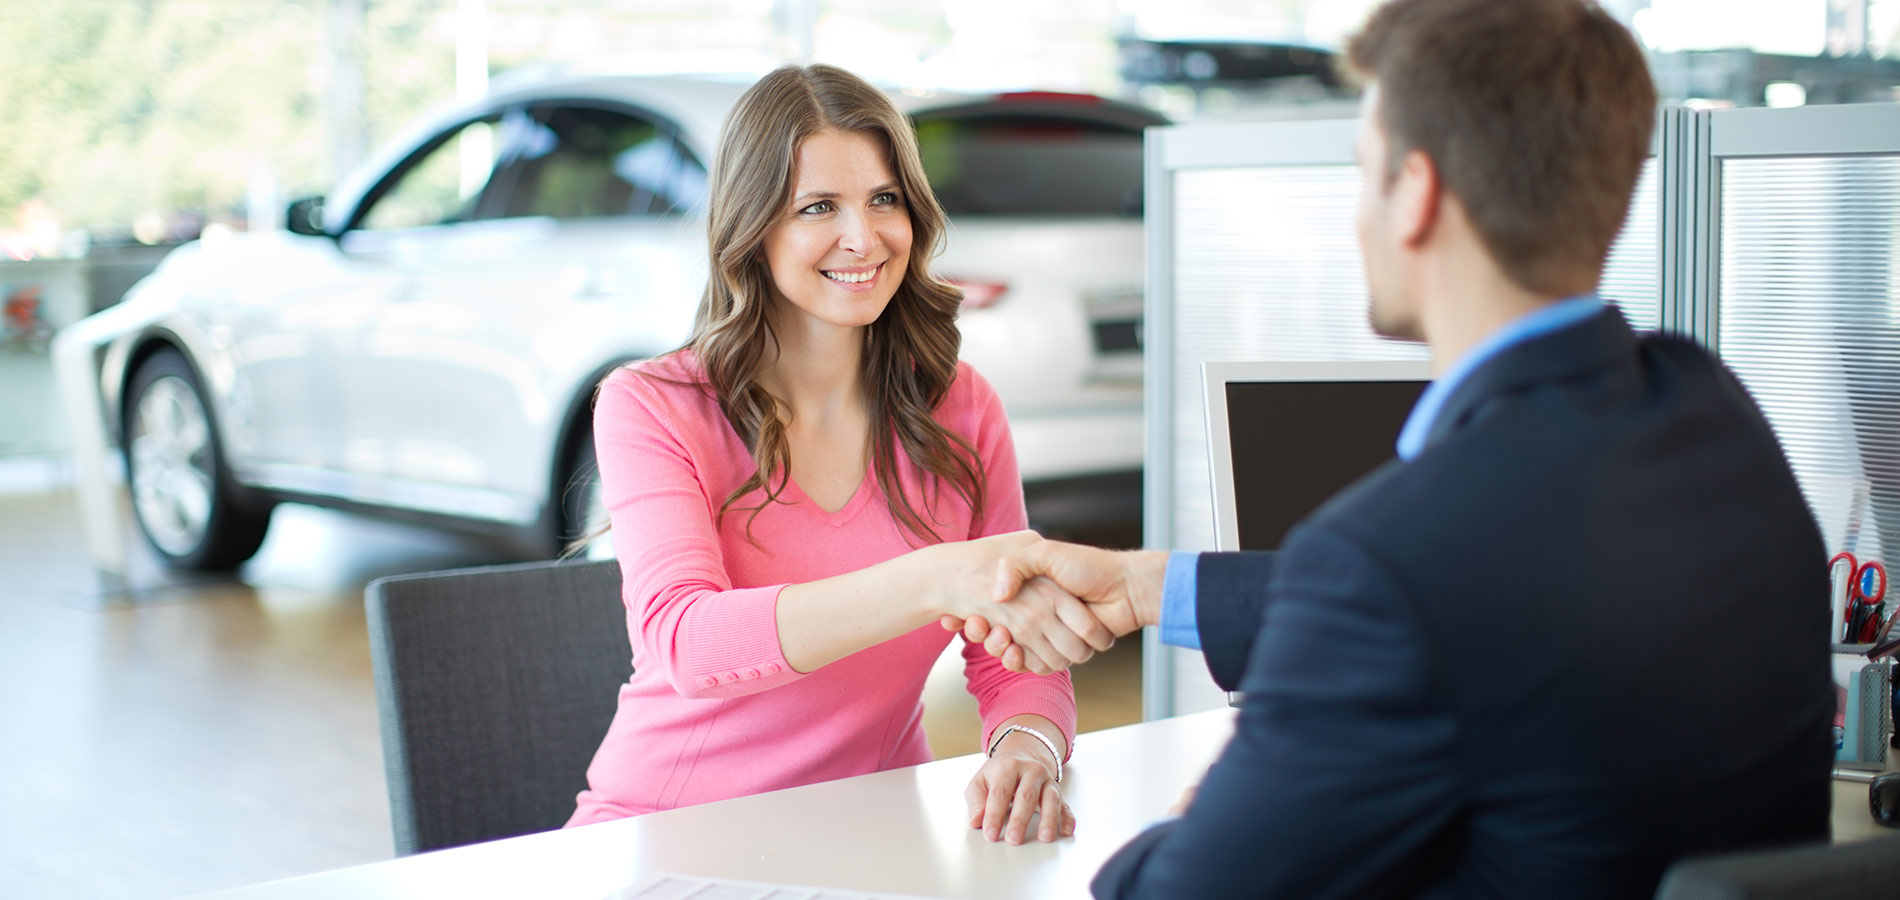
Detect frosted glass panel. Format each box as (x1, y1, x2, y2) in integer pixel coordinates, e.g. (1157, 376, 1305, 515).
(1169, 166, 1427, 552)
(1718, 157, 1900, 564)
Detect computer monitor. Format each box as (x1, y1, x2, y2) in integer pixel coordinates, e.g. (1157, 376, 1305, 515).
(1203, 360, 1432, 552)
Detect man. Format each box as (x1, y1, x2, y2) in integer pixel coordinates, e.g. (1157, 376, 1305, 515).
(961, 1, 1835, 897)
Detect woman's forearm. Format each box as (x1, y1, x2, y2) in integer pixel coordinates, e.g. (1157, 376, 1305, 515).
(775, 554, 944, 672)
(775, 531, 1036, 672)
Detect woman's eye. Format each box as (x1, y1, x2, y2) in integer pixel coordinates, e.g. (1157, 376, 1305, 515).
(874, 192, 900, 206)
(800, 200, 833, 215)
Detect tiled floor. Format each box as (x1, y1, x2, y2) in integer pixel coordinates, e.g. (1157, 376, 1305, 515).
(0, 467, 1142, 900)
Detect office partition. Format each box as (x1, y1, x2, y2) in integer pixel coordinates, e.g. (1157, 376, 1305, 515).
(1697, 104, 1900, 573)
(1144, 115, 1673, 717)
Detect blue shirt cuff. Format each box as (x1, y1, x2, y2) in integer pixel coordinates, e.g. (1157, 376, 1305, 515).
(1160, 550, 1202, 650)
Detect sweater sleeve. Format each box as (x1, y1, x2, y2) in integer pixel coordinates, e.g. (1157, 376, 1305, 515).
(595, 369, 800, 700)
(952, 366, 1079, 758)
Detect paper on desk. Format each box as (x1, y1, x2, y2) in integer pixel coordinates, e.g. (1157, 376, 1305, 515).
(608, 873, 956, 900)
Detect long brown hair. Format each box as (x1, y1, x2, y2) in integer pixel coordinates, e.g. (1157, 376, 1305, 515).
(687, 63, 983, 545)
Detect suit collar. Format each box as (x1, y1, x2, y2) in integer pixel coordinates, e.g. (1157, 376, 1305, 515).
(1419, 307, 1639, 452)
(1398, 296, 1604, 460)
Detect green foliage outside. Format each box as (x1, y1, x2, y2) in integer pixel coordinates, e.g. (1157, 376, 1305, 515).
(0, 0, 457, 239)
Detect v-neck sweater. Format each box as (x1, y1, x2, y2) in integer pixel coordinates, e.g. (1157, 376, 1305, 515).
(569, 351, 1076, 825)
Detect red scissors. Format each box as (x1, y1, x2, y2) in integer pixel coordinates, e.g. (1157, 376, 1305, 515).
(1831, 551, 1859, 641)
(1835, 553, 1888, 644)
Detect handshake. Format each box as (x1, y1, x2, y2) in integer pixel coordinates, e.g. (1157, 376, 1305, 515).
(933, 531, 1172, 675)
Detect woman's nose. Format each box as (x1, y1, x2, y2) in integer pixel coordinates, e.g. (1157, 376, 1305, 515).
(836, 210, 879, 255)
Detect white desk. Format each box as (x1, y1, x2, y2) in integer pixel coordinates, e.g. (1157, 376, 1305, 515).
(193, 709, 1890, 900)
(193, 710, 1239, 900)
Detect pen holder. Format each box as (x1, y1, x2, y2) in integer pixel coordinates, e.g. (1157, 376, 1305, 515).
(1832, 646, 1894, 772)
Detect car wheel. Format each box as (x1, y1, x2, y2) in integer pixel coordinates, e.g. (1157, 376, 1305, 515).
(123, 349, 272, 570)
(559, 438, 613, 560)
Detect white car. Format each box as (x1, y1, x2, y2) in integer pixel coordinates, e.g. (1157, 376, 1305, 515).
(73, 70, 1159, 569)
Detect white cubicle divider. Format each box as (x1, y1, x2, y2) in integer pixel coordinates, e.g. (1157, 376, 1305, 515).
(1141, 114, 1672, 719)
(1695, 104, 1900, 582)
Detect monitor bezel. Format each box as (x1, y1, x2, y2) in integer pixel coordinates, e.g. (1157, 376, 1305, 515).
(1202, 359, 1433, 552)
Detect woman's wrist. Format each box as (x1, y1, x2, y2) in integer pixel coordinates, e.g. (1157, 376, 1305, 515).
(880, 541, 968, 625)
(990, 725, 1063, 781)
(906, 542, 958, 621)
(919, 537, 991, 620)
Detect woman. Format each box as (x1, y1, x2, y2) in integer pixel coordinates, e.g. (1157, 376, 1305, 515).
(567, 64, 1112, 846)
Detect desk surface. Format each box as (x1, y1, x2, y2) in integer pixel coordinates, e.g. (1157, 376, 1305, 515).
(195, 710, 1236, 900)
(195, 710, 1889, 900)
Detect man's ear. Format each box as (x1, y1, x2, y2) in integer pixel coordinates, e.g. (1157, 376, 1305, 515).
(1393, 148, 1440, 249)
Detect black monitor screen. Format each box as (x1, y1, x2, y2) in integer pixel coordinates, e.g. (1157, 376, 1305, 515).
(1227, 380, 1427, 551)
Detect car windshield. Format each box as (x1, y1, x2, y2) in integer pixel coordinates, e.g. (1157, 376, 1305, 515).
(912, 111, 1144, 218)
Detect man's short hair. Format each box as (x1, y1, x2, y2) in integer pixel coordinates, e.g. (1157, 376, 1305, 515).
(1345, 0, 1657, 296)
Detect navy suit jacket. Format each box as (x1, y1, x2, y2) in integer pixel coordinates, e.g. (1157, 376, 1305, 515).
(1094, 310, 1834, 900)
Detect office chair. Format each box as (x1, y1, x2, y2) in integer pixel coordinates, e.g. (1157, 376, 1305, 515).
(1652, 833, 1900, 900)
(365, 558, 630, 855)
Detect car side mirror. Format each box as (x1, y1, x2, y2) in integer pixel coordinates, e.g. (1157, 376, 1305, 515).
(285, 196, 329, 237)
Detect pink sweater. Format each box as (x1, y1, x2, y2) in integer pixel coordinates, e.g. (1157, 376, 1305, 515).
(568, 352, 1076, 825)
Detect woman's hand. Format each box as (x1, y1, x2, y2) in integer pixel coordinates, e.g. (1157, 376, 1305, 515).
(927, 530, 1042, 621)
(964, 730, 1074, 844)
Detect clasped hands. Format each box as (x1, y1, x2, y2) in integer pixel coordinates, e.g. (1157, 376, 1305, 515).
(935, 530, 1164, 676)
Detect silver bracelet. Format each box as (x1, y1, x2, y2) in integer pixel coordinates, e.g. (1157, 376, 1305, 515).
(987, 724, 1064, 783)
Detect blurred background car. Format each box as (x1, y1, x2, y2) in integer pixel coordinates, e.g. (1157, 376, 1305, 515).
(76, 68, 1162, 569)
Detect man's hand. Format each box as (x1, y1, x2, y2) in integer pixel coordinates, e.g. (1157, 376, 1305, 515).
(996, 539, 1164, 636)
(959, 576, 1115, 675)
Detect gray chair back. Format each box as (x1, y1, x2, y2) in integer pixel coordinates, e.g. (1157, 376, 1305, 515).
(365, 558, 630, 855)
(1653, 834, 1900, 900)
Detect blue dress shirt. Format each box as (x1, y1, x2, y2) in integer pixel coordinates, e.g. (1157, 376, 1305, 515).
(1156, 296, 1606, 648)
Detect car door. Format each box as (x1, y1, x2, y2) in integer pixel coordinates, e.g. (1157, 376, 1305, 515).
(323, 110, 518, 518)
(213, 116, 516, 491)
(345, 101, 707, 526)
(214, 228, 389, 482)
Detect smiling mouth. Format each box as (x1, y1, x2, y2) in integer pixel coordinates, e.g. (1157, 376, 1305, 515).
(823, 264, 881, 284)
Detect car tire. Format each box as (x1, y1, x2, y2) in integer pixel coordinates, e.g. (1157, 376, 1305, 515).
(557, 437, 612, 560)
(123, 349, 272, 570)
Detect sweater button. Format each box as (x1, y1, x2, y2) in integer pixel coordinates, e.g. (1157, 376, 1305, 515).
(765, 663, 782, 675)
(699, 676, 718, 688)
(744, 668, 761, 679)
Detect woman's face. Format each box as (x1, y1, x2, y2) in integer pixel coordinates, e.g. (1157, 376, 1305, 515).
(759, 129, 913, 337)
